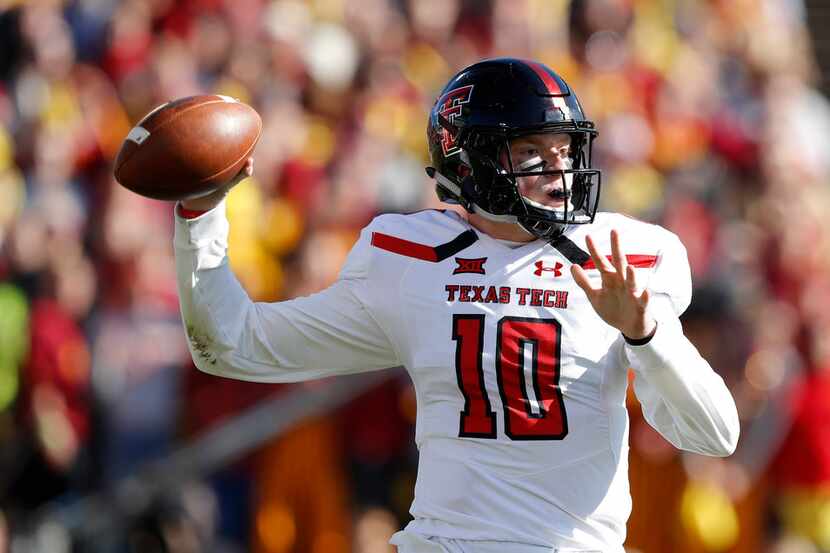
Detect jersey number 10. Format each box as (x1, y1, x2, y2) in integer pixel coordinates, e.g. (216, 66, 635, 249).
(452, 314, 568, 440)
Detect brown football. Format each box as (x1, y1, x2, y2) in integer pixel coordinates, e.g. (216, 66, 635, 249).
(113, 95, 262, 201)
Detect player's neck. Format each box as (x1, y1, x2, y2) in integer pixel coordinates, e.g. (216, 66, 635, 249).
(466, 212, 536, 243)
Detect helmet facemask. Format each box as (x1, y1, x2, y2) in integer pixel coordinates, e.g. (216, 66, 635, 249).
(454, 127, 602, 241)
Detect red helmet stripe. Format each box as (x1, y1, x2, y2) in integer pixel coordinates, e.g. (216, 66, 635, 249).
(524, 61, 563, 95)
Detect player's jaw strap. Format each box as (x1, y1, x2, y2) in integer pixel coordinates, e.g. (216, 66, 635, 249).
(549, 235, 591, 265)
(371, 229, 479, 262)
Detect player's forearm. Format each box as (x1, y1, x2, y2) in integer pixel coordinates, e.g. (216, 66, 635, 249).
(627, 305, 740, 456)
(173, 202, 311, 382)
(174, 200, 268, 380)
(173, 203, 400, 381)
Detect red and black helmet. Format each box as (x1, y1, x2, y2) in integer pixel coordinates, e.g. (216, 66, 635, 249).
(426, 58, 601, 240)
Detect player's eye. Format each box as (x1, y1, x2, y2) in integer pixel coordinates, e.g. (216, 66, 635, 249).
(511, 147, 539, 165)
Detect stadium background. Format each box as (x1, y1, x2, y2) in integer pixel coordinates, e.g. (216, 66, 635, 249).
(1, 0, 830, 551)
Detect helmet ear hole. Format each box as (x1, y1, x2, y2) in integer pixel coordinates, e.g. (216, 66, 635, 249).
(489, 174, 518, 213)
(460, 175, 479, 204)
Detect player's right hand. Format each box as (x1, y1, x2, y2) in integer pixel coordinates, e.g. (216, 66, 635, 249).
(571, 229, 657, 341)
(180, 157, 253, 211)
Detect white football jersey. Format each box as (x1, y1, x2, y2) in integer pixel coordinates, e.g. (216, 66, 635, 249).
(174, 204, 739, 552)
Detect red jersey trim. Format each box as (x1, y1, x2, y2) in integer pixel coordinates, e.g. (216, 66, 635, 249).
(178, 205, 209, 219)
(371, 232, 439, 261)
(370, 229, 478, 262)
(581, 255, 658, 269)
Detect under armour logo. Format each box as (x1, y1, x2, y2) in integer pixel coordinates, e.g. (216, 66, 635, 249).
(453, 257, 487, 275)
(534, 260, 562, 277)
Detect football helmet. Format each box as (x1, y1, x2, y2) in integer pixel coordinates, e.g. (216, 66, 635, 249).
(426, 58, 601, 240)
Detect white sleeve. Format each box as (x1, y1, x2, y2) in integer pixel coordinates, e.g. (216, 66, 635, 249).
(174, 201, 401, 383)
(626, 232, 740, 457)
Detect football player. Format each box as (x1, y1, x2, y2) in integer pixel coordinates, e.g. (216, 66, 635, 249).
(174, 58, 739, 553)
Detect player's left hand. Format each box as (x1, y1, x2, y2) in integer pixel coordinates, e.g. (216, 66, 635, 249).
(571, 229, 657, 340)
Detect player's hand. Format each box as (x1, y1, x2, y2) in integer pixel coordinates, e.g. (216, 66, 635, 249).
(570, 229, 657, 340)
(180, 157, 253, 211)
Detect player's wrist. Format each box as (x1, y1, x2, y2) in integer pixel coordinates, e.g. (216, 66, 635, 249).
(179, 159, 251, 212)
(180, 192, 225, 212)
(622, 319, 658, 345)
(178, 204, 209, 219)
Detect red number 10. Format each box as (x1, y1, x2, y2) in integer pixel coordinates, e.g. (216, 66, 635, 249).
(452, 315, 568, 441)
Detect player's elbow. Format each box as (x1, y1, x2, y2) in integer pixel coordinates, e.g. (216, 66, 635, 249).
(191, 352, 226, 377)
(705, 431, 738, 457)
(698, 415, 740, 457)
(694, 393, 741, 457)
(672, 407, 740, 457)
(188, 345, 266, 382)
(187, 339, 231, 379)
(716, 402, 741, 456)
(716, 419, 740, 457)
(185, 321, 242, 378)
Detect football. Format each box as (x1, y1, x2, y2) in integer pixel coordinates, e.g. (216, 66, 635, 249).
(113, 95, 262, 201)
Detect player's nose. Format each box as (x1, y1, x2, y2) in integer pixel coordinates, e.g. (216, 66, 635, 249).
(546, 147, 570, 169)
(539, 150, 570, 173)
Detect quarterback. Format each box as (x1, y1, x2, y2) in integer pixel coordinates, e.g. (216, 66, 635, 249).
(173, 59, 739, 553)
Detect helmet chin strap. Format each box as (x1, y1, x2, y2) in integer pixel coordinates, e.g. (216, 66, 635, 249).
(513, 163, 575, 240)
(517, 219, 567, 241)
(437, 166, 571, 241)
(471, 203, 519, 223)
(434, 168, 520, 223)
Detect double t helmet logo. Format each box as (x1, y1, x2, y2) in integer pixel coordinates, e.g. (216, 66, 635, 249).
(438, 85, 475, 156)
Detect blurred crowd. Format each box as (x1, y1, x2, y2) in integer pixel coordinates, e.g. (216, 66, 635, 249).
(1, 0, 829, 552)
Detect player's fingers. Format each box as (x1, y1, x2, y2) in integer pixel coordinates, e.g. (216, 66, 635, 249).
(585, 235, 614, 274)
(236, 157, 254, 181)
(571, 264, 597, 296)
(223, 158, 254, 191)
(610, 229, 628, 276)
(625, 265, 638, 293)
(639, 288, 651, 308)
